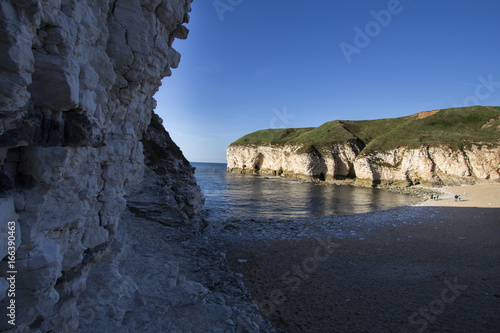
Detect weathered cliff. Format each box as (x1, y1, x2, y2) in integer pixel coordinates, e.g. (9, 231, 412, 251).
(0, 1, 268, 332)
(353, 145, 500, 186)
(126, 111, 205, 228)
(227, 142, 362, 182)
(227, 107, 500, 186)
(74, 112, 271, 332)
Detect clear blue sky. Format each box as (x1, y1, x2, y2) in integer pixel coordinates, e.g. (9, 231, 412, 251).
(154, 0, 500, 163)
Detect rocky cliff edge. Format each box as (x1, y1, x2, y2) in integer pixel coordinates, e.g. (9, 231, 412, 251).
(227, 107, 500, 187)
(0, 1, 270, 332)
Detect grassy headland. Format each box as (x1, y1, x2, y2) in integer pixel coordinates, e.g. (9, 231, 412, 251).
(230, 106, 500, 155)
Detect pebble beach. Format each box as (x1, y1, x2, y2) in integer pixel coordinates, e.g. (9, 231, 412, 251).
(207, 183, 500, 332)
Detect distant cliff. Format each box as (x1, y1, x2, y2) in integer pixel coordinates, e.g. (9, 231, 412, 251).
(227, 106, 500, 186)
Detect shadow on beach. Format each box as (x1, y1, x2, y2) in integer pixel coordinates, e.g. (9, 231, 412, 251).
(226, 206, 500, 333)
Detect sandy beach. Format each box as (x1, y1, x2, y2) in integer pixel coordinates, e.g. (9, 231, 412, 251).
(211, 183, 500, 332)
(416, 183, 500, 208)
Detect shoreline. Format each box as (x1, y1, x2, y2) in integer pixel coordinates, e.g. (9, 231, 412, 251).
(207, 183, 500, 332)
(227, 167, 500, 200)
(415, 182, 500, 208)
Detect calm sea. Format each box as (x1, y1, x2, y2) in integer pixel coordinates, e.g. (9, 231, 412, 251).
(192, 162, 419, 221)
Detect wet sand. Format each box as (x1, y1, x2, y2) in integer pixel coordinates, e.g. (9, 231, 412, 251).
(221, 183, 500, 332)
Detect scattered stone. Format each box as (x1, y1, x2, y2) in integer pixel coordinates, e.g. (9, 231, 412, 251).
(0, 0, 270, 331)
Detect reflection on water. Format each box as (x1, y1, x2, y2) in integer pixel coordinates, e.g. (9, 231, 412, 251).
(193, 162, 419, 221)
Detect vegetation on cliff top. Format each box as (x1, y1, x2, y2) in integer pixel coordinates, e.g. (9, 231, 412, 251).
(230, 106, 500, 155)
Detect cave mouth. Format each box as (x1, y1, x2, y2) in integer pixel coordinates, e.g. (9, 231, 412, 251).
(313, 172, 326, 182)
(253, 153, 264, 172)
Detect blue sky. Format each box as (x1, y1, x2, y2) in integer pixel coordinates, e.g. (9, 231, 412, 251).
(154, 0, 500, 163)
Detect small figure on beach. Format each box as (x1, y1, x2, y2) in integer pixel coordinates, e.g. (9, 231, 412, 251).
(455, 194, 458, 202)
(435, 194, 439, 201)
(459, 195, 462, 202)
(430, 194, 434, 200)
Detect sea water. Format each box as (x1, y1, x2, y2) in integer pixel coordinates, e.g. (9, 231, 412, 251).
(192, 162, 419, 221)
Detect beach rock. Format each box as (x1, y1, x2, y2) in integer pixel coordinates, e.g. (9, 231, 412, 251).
(77, 208, 275, 332)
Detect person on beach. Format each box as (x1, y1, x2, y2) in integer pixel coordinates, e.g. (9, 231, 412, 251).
(431, 194, 434, 200)
(455, 194, 458, 202)
(459, 195, 462, 202)
(435, 194, 439, 201)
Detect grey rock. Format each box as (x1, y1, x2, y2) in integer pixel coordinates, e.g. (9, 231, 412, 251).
(0, 278, 8, 302)
(0, 0, 272, 331)
(28, 52, 80, 111)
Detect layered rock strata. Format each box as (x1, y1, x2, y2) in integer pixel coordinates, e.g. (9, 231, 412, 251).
(0, 0, 235, 331)
(227, 144, 500, 186)
(227, 143, 363, 182)
(126, 111, 205, 229)
(74, 112, 272, 332)
(353, 145, 500, 186)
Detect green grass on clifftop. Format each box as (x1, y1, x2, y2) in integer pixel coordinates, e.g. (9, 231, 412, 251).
(230, 106, 500, 155)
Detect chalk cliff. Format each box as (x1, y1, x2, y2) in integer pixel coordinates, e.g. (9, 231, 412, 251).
(0, 1, 270, 332)
(75, 112, 271, 332)
(227, 107, 500, 186)
(227, 143, 362, 182)
(353, 145, 500, 186)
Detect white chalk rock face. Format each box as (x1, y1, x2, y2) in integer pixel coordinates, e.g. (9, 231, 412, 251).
(228, 143, 500, 186)
(0, 0, 198, 331)
(355, 145, 500, 185)
(227, 143, 363, 181)
(465, 145, 500, 180)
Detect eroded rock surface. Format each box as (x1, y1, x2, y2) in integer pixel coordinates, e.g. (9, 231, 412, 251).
(0, 1, 270, 332)
(227, 143, 362, 182)
(227, 144, 500, 187)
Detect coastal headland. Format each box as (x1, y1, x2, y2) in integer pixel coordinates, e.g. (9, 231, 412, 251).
(227, 106, 500, 188)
